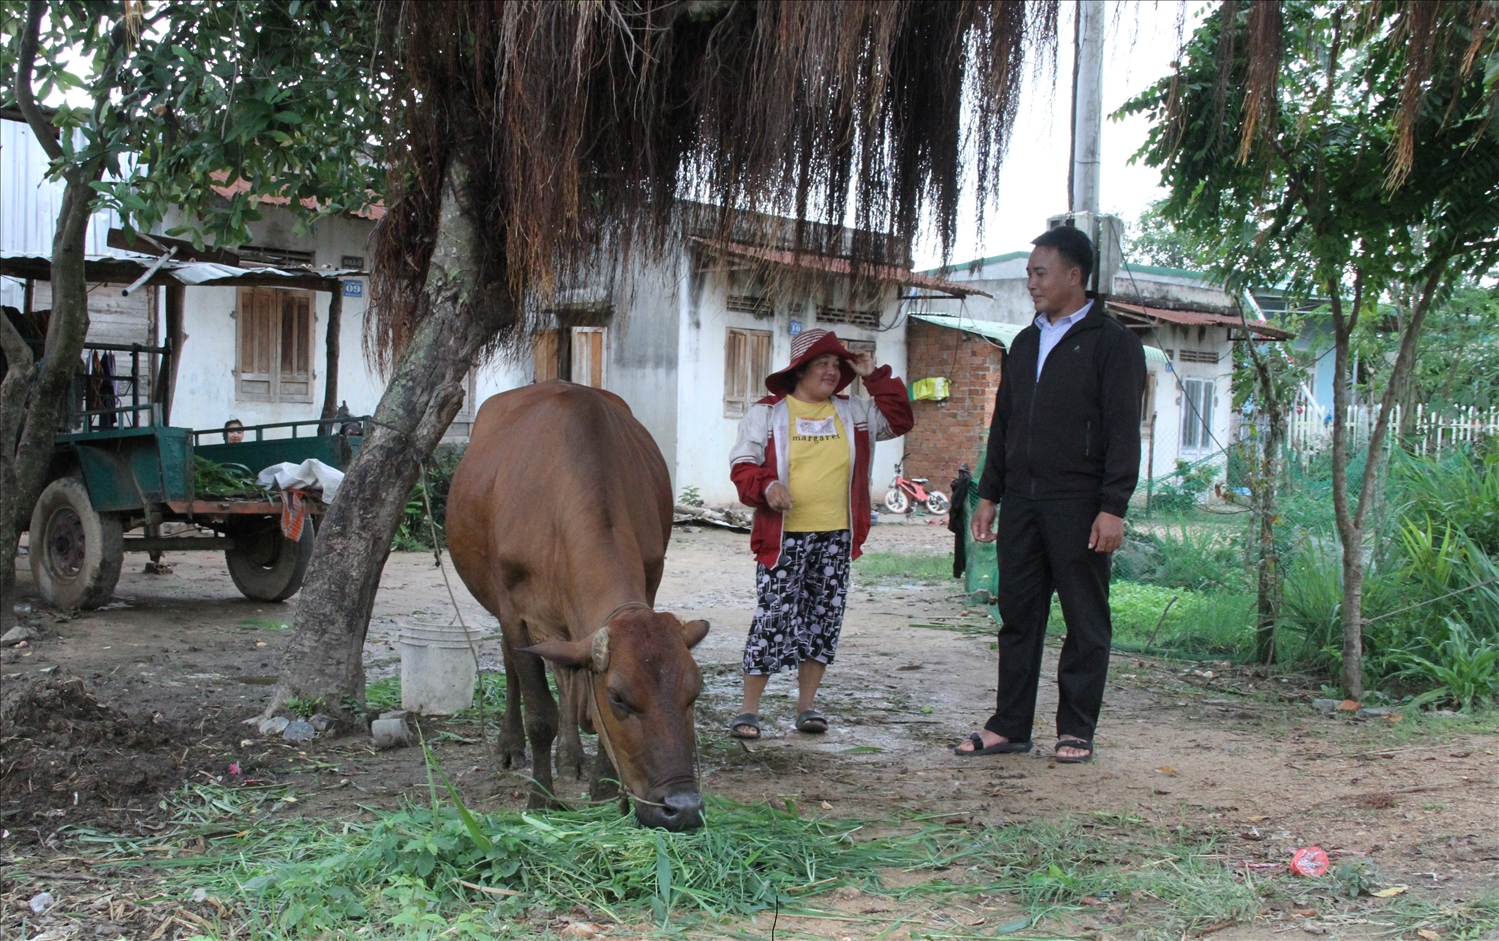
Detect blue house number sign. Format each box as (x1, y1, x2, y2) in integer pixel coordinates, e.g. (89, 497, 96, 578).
(789, 320, 802, 336)
(342, 280, 363, 298)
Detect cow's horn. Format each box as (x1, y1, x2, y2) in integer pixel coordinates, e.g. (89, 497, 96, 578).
(590, 627, 611, 673)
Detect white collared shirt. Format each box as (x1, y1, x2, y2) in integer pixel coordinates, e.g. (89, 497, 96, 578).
(1034, 300, 1092, 379)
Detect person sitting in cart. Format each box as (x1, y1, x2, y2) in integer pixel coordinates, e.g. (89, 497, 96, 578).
(223, 418, 245, 444)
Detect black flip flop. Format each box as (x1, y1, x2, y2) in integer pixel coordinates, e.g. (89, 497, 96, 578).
(729, 713, 762, 739)
(1054, 738, 1094, 763)
(795, 710, 828, 734)
(953, 732, 1033, 757)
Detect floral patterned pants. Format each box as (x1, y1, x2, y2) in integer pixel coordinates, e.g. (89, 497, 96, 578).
(742, 530, 852, 675)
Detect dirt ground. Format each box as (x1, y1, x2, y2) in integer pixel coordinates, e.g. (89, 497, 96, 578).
(3, 518, 1497, 939)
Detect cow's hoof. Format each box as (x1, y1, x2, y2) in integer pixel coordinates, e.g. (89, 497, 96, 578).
(496, 735, 528, 770)
(556, 746, 586, 780)
(590, 775, 620, 801)
(527, 791, 564, 811)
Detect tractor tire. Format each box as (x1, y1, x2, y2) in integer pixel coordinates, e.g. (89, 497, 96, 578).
(224, 519, 314, 602)
(29, 476, 124, 611)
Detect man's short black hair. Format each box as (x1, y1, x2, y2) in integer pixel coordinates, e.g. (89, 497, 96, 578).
(1031, 225, 1095, 282)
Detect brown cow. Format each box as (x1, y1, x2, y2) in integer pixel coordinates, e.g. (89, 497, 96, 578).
(446, 380, 709, 831)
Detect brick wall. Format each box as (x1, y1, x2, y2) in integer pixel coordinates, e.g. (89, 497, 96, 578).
(901, 320, 1004, 488)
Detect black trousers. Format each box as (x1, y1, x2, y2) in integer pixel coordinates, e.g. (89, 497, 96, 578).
(984, 496, 1112, 743)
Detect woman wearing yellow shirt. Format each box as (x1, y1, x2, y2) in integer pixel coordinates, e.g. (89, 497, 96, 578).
(727, 330, 914, 739)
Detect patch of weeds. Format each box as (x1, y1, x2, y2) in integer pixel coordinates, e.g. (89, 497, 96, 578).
(361, 672, 508, 717)
(285, 696, 324, 719)
(1389, 618, 1499, 711)
(364, 676, 402, 712)
(854, 551, 954, 583)
(1385, 893, 1499, 940)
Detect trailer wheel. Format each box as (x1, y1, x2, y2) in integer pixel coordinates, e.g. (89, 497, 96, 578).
(29, 476, 124, 611)
(224, 519, 314, 602)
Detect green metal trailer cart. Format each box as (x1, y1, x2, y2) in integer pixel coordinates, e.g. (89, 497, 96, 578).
(26, 364, 358, 609)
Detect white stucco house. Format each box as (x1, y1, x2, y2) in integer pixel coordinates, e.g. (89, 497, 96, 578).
(5, 114, 978, 506)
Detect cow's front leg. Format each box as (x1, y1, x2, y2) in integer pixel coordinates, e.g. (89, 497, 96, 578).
(589, 746, 620, 802)
(553, 666, 586, 780)
(496, 638, 527, 769)
(512, 647, 561, 809)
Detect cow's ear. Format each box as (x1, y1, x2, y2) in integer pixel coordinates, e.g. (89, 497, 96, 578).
(519, 637, 592, 668)
(680, 619, 710, 648)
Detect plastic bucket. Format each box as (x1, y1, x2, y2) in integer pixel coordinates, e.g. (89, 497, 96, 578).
(399, 623, 483, 715)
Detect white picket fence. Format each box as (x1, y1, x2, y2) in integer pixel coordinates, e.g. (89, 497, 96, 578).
(1286, 402, 1499, 455)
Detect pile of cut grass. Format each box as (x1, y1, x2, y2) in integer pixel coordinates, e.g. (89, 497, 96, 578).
(57, 780, 1499, 940)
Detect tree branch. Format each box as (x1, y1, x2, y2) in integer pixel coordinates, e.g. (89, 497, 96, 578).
(1351, 259, 1449, 534)
(16, 0, 63, 163)
(0, 312, 33, 375)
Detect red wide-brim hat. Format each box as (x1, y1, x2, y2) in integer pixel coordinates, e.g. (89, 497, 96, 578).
(764, 328, 857, 396)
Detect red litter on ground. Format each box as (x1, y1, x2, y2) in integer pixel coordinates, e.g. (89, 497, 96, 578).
(1290, 846, 1330, 877)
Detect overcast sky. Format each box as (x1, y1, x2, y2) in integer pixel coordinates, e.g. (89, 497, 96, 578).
(911, 1, 1200, 270)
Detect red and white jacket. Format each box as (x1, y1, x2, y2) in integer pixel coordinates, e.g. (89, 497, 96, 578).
(729, 366, 914, 567)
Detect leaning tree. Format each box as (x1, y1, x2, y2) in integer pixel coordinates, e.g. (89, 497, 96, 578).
(268, 0, 1061, 715)
(1124, 0, 1499, 695)
(1, 0, 384, 630)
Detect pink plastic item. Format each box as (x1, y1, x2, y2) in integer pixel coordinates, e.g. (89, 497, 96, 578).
(1290, 846, 1330, 877)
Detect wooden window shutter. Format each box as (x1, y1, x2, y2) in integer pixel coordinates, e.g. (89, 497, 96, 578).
(571, 327, 606, 388)
(237, 288, 274, 400)
(724, 328, 772, 418)
(236, 287, 314, 403)
(533, 330, 559, 382)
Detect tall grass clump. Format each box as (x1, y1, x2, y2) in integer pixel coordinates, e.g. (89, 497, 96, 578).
(1105, 582, 1255, 659)
(854, 551, 954, 583)
(1275, 445, 1499, 703)
(1117, 521, 1247, 592)
(1392, 446, 1499, 554)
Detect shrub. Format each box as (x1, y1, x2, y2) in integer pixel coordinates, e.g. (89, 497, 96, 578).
(1392, 447, 1499, 555)
(1389, 619, 1499, 711)
(1150, 459, 1218, 513)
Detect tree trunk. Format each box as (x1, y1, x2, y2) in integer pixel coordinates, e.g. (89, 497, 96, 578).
(1327, 264, 1445, 698)
(0, 316, 37, 634)
(1253, 405, 1285, 664)
(1, 174, 102, 628)
(3, 3, 120, 627)
(1327, 277, 1364, 698)
(1344, 266, 1446, 691)
(268, 161, 511, 716)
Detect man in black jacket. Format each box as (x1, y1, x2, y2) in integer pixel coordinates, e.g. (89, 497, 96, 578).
(954, 226, 1146, 763)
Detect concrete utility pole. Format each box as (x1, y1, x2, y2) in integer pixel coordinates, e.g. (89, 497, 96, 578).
(1069, 0, 1105, 216)
(1051, 0, 1118, 295)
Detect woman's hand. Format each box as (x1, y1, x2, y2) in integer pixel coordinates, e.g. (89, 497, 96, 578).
(850, 350, 875, 377)
(765, 481, 794, 512)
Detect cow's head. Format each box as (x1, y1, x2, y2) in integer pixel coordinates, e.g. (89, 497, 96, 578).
(521, 609, 710, 831)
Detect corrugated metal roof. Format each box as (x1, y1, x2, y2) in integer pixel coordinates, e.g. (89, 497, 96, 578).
(910, 313, 1171, 366)
(0, 250, 356, 291)
(693, 238, 991, 299)
(1108, 301, 1295, 340)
